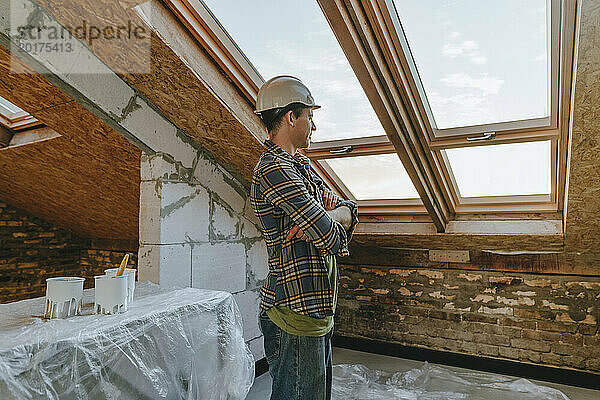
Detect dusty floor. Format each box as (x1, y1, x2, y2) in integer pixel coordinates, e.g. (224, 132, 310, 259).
(246, 347, 600, 399)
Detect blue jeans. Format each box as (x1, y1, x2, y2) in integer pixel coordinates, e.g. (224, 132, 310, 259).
(259, 311, 332, 400)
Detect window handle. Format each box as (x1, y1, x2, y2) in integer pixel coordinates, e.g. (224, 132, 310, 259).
(466, 132, 496, 142)
(329, 146, 353, 154)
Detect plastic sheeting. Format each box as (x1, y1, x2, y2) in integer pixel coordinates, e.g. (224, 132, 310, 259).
(332, 363, 570, 400)
(0, 282, 254, 400)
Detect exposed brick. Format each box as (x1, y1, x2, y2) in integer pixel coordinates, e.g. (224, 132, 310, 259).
(540, 353, 564, 366)
(583, 335, 600, 347)
(499, 346, 520, 360)
(460, 341, 477, 354)
(497, 325, 523, 338)
(562, 356, 587, 369)
(560, 333, 583, 346)
(338, 262, 600, 374)
(499, 317, 536, 330)
(0, 203, 137, 304)
(519, 349, 542, 363)
(521, 329, 541, 340)
(489, 276, 523, 286)
(438, 329, 461, 340)
(510, 338, 551, 353)
(514, 308, 545, 320)
(476, 343, 499, 357)
(473, 332, 510, 347)
(463, 313, 498, 324)
(538, 320, 578, 333)
(586, 359, 600, 370)
(552, 343, 577, 356)
(429, 309, 461, 322)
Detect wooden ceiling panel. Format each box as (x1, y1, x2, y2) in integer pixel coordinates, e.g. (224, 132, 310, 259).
(0, 47, 140, 240)
(33, 0, 265, 187)
(0, 52, 72, 114)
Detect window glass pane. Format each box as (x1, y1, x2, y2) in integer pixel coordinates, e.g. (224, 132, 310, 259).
(393, 0, 549, 129)
(444, 141, 551, 197)
(324, 154, 419, 200)
(202, 0, 385, 142)
(0, 96, 24, 114)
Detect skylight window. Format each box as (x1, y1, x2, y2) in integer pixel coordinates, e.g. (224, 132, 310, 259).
(393, 0, 550, 130)
(0, 96, 39, 131)
(170, 0, 573, 221)
(0, 97, 24, 115)
(444, 141, 551, 198)
(201, 0, 385, 142)
(324, 154, 419, 200)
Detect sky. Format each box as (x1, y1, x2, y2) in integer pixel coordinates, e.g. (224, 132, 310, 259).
(0, 96, 24, 113)
(395, 0, 549, 129)
(200, 0, 550, 200)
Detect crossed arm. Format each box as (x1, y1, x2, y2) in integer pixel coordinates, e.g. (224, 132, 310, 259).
(259, 160, 357, 254)
(287, 189, 353, 241)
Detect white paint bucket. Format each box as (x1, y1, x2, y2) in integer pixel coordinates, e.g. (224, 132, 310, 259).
(94, 275, 128, 314)
(44, 277, 85, 319)
(104, 268, 136, 303)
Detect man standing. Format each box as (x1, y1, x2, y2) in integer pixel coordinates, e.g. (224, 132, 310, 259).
(250, 75, 358, 400)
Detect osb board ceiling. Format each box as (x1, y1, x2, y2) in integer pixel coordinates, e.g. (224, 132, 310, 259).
(564, 1, 600, 252)
(33, 0, 265, 186)
(0, 48, 140, 240)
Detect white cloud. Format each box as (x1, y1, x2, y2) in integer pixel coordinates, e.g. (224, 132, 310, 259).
(440, 72, 504, 95)
(531, 53, 546, 62)
(470, 56, 487, 65)
(442, 43, 465, 57)
(442, 39, 487, 65)
(427, 91, 495, 128)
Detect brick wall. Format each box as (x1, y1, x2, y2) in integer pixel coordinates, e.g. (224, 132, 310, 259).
(335, 261, 600, 373)
(80, 249, 138, 289)
(0, 202, 138, 303)
(0, 201, 87, 303)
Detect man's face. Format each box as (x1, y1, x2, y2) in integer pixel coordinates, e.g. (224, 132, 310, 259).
(292, 108, 316, 149)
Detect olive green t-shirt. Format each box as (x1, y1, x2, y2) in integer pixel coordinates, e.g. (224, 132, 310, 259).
(266, 255, 338, 337)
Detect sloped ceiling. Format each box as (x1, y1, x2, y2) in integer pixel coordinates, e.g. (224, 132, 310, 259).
(0, 47, 141, 240)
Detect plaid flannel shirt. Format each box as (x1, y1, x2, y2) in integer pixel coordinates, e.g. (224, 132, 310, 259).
(250, 140, 358, 318)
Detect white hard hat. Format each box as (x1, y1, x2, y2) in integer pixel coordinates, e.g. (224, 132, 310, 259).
(255, 75, 321, 114)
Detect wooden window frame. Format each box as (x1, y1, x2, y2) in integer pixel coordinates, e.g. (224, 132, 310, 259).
(0, 106, 40, 131)
(365, 0, 577, 215)
(0, 97, 53, 149)
(162, 0, 262, 103)
(162, 0, 577, 231)
(315, 0, 577, 222)
(384, 0, 564, 142)
(304, 136, 428, 215)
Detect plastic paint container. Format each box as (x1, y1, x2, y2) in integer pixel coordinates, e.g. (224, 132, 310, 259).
(44, 277, 85, 319)
(94, 275, 128, 315)
(104, 268, 136, 303)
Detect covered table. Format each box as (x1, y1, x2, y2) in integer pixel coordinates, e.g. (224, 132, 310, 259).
(0, 282, 254, 399)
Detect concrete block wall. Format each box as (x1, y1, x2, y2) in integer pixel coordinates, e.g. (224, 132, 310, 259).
(336, 263, 600, 373)
(138, 151, 267, 360)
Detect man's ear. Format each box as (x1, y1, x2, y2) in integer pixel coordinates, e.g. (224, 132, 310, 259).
(287, 110, 295, 127)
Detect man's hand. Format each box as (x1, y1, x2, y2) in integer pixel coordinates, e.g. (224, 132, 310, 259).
(286, 225, 311, 242)
(327, 205, 353, 231)
(322, 188, 337, 211)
